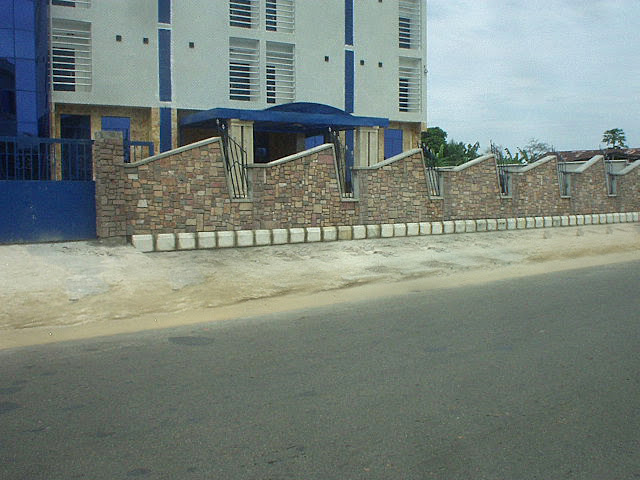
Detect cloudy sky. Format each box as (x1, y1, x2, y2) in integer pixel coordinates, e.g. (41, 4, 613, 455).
(426, 0, 639, 152)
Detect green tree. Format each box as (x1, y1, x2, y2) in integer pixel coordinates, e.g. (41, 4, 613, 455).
(421, 127, 447, 154)
(602, 128, 627, 149)
(421, 127, 480, 166)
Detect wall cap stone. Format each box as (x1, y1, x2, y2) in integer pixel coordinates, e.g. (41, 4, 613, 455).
(573, 155, 604, 174)
(247, 144, 334, 168)
(450, 154, 495, 172)
(125, 137, 221, 168)
(353, 148, 422, 170)
(517, 155, 555, 173)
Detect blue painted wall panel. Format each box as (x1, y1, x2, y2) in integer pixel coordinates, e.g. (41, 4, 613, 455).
(0, 180, 96, 243)
(344, 0, 353, 46)
(344, 50, 354, 113)
(158, 0, 171, 23)
(160, 107, 172, 152)
(158, 28, 172, 101)
(384, 128, 403, 159)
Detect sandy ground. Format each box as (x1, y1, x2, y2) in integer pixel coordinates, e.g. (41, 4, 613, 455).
(1, 223, 638, 349)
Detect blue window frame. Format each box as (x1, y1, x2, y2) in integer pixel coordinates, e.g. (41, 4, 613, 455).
(305, 135, 324, 150)
(158, 0, 171, 24)
(384, 128, 403, 159)
(160, 107, 172, 153)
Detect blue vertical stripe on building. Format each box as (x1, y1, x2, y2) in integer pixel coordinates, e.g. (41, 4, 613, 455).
(158, 28, 172, 101)
(344, 0, 353, 46)
(158, 0, 171, 24)
(159, 107, 172, 153)
(344, 50, 354, 113)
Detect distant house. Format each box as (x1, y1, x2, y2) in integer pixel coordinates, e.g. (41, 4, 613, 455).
(554, 148, 640, 163)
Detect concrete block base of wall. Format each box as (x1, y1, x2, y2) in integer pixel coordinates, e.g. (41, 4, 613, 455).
(130, 211, 640, 252)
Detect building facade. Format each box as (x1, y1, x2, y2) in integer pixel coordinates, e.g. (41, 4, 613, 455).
(3, 0, 426, 165)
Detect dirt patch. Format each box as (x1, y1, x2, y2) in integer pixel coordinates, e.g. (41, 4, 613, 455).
(0, 223, 638, 349)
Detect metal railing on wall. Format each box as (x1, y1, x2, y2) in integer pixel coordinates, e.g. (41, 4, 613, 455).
(557, 162, 571, 197)
(0, 136, 94, 181)
(420, 143, 443, 197)
(605, 161, 617, 196)
(329, 128, 354, 199)
(127, 141, 155, 163)
(218, 122, 249, 199)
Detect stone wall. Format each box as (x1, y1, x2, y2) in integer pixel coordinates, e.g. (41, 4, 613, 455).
(92, 133, 640, 239)
(355, 149, 442, 224)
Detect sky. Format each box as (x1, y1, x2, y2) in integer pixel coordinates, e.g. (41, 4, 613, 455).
(426, 0, 640, 152)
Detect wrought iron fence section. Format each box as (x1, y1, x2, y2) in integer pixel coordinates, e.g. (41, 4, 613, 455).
(128, 141, 155, 163)
(218, 123, 249, 199)
(605, 160, 617, 196)
(0, 136, 93, 181)
(420, 143, 442, 197)
(557, 162, 570, 197)
(329, 129, 354, 199)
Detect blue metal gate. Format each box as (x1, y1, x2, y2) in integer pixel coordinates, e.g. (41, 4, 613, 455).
(0, 136, 96, 244)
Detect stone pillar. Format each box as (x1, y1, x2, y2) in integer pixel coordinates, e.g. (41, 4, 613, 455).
(355, 126, 380, 167)
(94, 131, 127, 238)
(229, 119, 254, 164)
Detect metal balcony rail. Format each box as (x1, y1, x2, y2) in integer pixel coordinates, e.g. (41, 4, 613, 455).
(0, 136, 93, 181)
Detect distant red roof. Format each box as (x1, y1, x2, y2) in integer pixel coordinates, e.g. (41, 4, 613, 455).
(553, 148, 640, 162)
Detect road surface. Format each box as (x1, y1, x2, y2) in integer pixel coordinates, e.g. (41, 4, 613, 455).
(1, 261, 639, 479)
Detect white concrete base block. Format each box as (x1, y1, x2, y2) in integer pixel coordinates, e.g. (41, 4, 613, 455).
(197, 232, 216, 249)
(560, 216, 569, 226)
(255, 230, 272, 246)
(393, 223, 407, 237)
(544, 216, 553, 228)
(236, 230, 255, 247)
(177, 232, 196, 250)
(322, 226, 338, 242)
(352, 225, 366, 240)
(583, 215, 592, 225)
(465, 220, 477, 233)
(591, 214, 600, 224)
(506, 218, 517, 230)
(568, 215, 577, 226)
(633, 212, 639, 222)
(338, 226, 353, 241)
(406, 223, 420, 236)
(431, 222, 443, 235)
(217, 231, 235, 248)
(476, 219, 487, 232)
(272, 229, 289, 245)
(366, 224, 381, 238)
(289, 228, 305, 243)
(497, 218, 507, 231)
(576, 215, 585, 226)
(305, 227, 321, 243)
(486, 219, 497, 231)
(443, 221, 455, 234)
(626, 212, 634, 223)
(599, 214, 607, 224)
(132, 234, 154, 252)
(525, 217, 535, 229)
(516, 218, 526, 229)
(454, 220, 466, 233)
(612, 213, 620, 223)
(419, 222, 431, 235)
(156, 233, 176, 251)
(552, 216, 562, 227)
(535, 217, 544, 228)
(381, 224, 394, 238)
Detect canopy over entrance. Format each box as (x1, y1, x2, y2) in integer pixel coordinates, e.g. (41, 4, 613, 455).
(180, 102, 389, 134)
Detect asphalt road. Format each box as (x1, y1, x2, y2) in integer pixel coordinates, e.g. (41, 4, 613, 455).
(1, 261, 639, 480)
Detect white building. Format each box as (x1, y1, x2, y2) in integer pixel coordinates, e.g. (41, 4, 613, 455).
(50, 0, 426, 165)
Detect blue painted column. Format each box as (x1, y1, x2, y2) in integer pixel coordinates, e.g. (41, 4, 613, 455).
(157, 0, 172, 152)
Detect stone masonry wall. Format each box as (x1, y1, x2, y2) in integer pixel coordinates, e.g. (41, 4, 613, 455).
(92, 133, 640, 239)
(355, 150, 443, 224)
(442, 156, 508, 220)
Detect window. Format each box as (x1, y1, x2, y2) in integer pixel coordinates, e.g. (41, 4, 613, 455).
(399, 0, 421, 49)
(51, 19, 91, 92)
(229, 38, 259, 101)
(266, 0, 294, 33)
(230, 0, 258, 29)
(265, 42, 294, 104)
(398, 57, 421, 112)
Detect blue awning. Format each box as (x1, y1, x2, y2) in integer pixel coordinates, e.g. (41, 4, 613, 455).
(180, 102, 389, 133)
